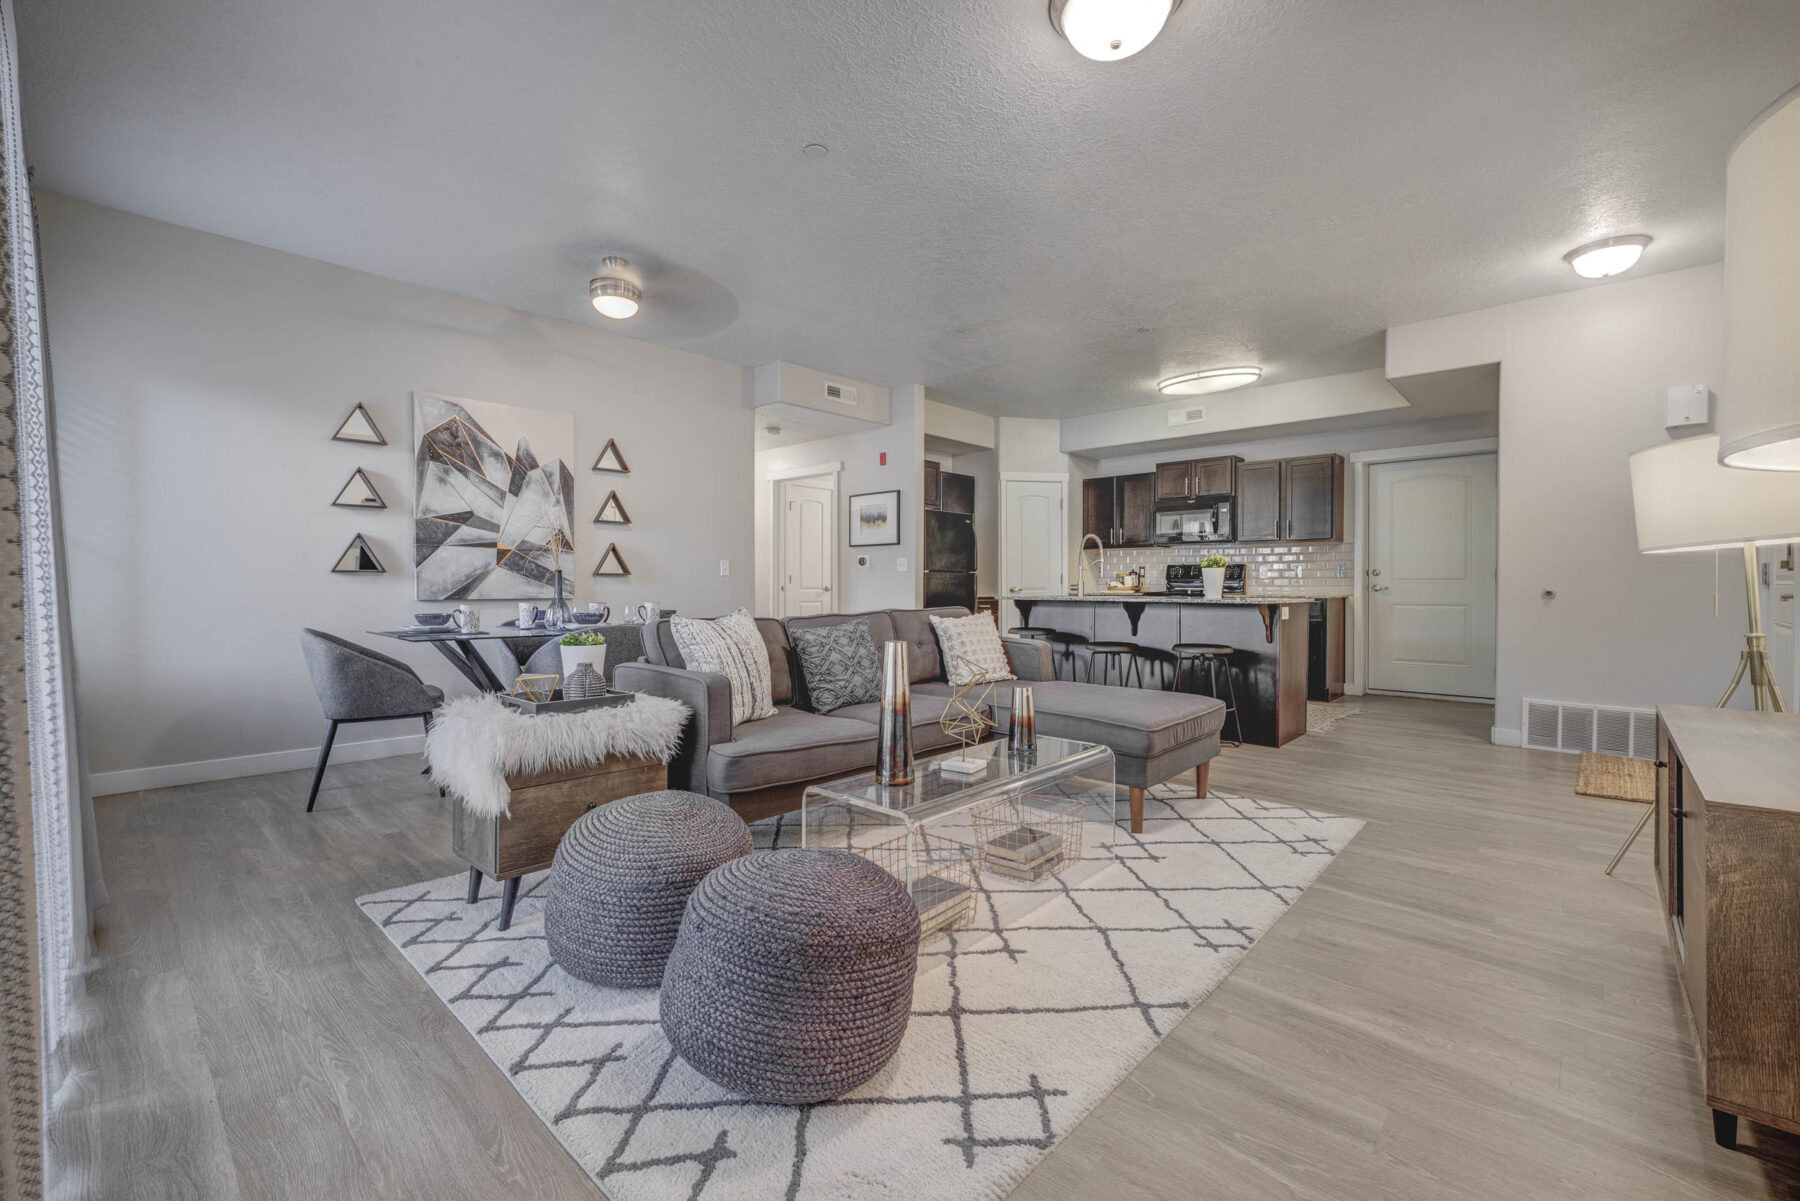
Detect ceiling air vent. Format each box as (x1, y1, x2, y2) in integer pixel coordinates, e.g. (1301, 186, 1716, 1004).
(1521, 699, 1657, 757)
(823, 382, 857, 406)
(1167, 405, 1206, 428)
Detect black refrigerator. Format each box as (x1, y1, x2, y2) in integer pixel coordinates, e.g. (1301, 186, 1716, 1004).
(923, 510, 976, 610)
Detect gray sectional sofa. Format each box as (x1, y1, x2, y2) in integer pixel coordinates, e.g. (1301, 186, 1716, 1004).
(612, 606, 1226, 832)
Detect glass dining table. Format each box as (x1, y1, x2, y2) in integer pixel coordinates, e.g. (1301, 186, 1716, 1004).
(369, 623, 645, 692)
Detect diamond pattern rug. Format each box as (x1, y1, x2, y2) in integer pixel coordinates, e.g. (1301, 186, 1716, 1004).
(358, 782, 1361, 1201)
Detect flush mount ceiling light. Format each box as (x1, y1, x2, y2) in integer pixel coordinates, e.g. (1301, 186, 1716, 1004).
(1157, 366, 1261, 396)
(1562, 234, 1652, 279)
(1049, 0, 1180, 61)
(589, 256, 641, 319)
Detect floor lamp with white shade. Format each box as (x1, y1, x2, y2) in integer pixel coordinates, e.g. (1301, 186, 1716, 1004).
(1606, 433, 1800, 873)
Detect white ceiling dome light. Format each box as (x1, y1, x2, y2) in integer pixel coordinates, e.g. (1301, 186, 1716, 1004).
(1562, 234, 1652, 279)
(589, 256, 641, 319)
(1049, 0, 1180, 62)
(1157, 366, 1261, 396)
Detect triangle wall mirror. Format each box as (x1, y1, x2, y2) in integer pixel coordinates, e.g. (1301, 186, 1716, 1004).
(593, 543, 631, 576)
(332, 403, 387, 445)
(332, 534, 387, 574)
(593, 438, 630, 473)
(594, 490, 631, 525)
(332, 468, 386, 509)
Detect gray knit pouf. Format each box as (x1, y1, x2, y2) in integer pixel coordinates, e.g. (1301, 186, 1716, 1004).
(659, 849, 921, 1104)
(544, 790, 752, 988)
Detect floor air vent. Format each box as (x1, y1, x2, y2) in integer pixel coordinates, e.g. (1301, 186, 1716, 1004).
(1521, 699, 1657, 758)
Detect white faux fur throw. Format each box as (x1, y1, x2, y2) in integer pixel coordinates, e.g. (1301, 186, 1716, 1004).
(425, 694, 689, 819)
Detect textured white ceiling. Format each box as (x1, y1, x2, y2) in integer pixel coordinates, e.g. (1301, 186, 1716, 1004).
(16, 0, 1800, 418)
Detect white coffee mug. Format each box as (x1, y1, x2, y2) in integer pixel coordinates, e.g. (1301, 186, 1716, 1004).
(588, 602, 611, 622)
(453, 604, 481, 632)
(634, 602, 659, 625)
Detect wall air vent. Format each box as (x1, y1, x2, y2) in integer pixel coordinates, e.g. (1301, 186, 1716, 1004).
(823, 382, 857, 406)
(1167, 405, 1206, 427)
(1521, 699, 1657, 758)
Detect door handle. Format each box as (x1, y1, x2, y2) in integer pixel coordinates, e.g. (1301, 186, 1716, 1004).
(1782, 593, 1794, 601)
(822, 585, 830, 592)
(1008, 586, 1022, 593)
(1370, 568, 1382, 577)
(1371, 584, 1389, 592)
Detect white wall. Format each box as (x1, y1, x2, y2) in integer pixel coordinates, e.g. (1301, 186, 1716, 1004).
(753, 387, 923, 615)
(39, 193, 755, 790)
(1389, 263, 1751, 741)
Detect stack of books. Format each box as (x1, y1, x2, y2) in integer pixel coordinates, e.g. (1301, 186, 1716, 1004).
(909, 872, 975, 935)
(982, 823, 1066, 882)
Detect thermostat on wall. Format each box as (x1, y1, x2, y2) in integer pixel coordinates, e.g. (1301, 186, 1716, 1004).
(1666, 384, 1712, 431)
(856, 554, 870, 568)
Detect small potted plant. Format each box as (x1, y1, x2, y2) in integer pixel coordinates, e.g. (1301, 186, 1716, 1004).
(559, 629, 608, 681)
(1200, 552, 1229, 599)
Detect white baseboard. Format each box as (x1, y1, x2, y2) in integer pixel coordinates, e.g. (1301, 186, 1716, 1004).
(91, 732, 426, 796)
(1490, 726, 1523, 747)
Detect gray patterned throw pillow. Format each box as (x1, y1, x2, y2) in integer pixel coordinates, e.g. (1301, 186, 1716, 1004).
(791, 619, 882, 713)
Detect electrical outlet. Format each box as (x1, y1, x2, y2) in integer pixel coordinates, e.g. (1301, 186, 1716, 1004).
(719, 559, 730, 577)
(1337, 563, 1348, 578)
(896, 557, 908, 572)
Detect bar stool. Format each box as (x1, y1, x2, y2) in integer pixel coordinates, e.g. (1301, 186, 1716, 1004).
(1135, 646, 1179, 690)
(1086, 641, 1142, 687)
(1173, 643, 1243, 746)
(1044, 632, 1089, 681)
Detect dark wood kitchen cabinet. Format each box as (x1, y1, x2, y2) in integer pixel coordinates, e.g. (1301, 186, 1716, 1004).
(1154, 456, 1238, 503)
(923, 459, 941, 509)
(1082, 474, 1155, 547)
(1237, 460, 1282, 542)
(1284, 454, 1343, 541)
(1236, 454, 1344, 543)
(939, 471, 975, 515)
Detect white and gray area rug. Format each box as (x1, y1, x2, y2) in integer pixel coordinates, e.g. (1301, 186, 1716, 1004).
(359, 783, 1362, 1201)
(1307, 701, 1364, 734)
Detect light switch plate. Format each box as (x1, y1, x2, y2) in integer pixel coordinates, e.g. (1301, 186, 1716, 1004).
(896, 557, 908, 572)
(718, 559, 730, 576)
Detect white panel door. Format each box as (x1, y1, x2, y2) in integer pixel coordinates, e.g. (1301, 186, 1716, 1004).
(778, 477, 834, 617)
(1367, 454, 1498, 698)
(1002, 478, 1065, 621)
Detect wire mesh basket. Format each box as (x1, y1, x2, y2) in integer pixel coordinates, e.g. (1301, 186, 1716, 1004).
(971, 792, 1087, 883)
(857, 830, 978, 938)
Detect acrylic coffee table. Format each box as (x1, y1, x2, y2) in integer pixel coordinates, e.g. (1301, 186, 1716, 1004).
(799, 737, 1117, 935)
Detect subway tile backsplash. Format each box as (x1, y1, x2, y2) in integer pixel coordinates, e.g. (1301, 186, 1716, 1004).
(1096, 543, 1356, 598)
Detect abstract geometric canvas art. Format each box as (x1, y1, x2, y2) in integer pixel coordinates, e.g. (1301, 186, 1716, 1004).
(412, 392, 576, 601)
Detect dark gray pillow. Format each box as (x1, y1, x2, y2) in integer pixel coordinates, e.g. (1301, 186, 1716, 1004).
(791, 619, 882, 713)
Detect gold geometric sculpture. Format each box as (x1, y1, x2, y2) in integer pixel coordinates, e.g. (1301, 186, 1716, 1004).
(938, 654, 998, 754)
(511, 674, 559, 702)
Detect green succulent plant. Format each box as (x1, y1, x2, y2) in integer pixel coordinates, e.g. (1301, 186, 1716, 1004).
(1200, 553, 1229, 569)
(560, 631, 607, 646)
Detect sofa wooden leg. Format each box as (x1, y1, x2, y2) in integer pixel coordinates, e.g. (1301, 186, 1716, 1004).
(1196, 760, 1211, 799)
(1129, 787, 1145, 834)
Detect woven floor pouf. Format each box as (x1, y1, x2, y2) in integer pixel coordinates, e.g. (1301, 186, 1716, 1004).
(660, 849, 922, 1104)
(544, 790, 752, 988)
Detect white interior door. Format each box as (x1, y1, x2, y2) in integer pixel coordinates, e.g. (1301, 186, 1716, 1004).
(1002, 477, 1065, 624)
(1367, 454, 1497, 698)
(778, 476, 834, 617)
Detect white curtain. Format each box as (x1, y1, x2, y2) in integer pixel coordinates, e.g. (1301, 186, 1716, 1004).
(0, 0, 104, 1193)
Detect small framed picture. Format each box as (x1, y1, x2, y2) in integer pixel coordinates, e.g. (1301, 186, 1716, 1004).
(848, 490, 901, 546)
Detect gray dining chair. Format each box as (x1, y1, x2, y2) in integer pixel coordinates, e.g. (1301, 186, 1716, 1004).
(299, 629, 444, 813)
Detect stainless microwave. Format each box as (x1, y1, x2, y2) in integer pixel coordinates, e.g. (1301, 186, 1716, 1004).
(1154, 501, 1233, 543)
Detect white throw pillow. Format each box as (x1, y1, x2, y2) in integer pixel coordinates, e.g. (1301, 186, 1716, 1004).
(928, 613, 1016, 688)
(669, 609, 778, 725)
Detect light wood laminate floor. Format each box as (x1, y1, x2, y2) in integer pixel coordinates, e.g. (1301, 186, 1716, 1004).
(49, 697, 1800, 1200)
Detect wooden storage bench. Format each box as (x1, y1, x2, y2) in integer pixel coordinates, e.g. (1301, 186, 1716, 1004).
(452, 753, 667, 929)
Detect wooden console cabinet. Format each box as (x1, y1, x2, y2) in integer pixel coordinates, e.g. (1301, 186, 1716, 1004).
(1654, 705, 1800, 1148)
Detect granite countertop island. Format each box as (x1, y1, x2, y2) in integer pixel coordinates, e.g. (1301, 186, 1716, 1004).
(1007, 593, 1324, 746)
(1008, 592, 1321, 606)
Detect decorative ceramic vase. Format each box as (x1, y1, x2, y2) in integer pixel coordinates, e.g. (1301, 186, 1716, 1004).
(560, 641, 607, 683)
(562, 662, 605, 700)
(876, 640, 914, 786)
(1201, 566, 1226, 598)
(1008, 686, 1037, 755)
